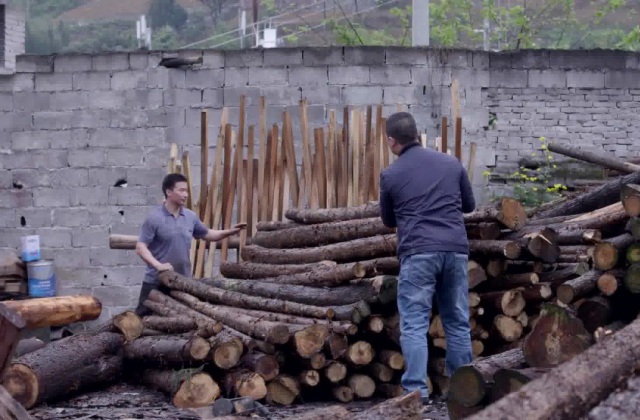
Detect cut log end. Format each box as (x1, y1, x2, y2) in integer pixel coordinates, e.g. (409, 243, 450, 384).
(501, 290, 526, 317)
(593, 242, 619, 271)
(499, 197, 528, 231)
(597, 272, 620, 296)
(348, 374, 376, 399)
(623, 193, 640, 218)
(294, 325, 330, 358)
(494, 315, 523, 342)
(213, 339, 244, 370)
(112, 311, 144, 342)
(189, 336, 212, 361)
(4, 363, 38, 409)
(172, 373, 220, 409)
(624, 264, 640, 294)
(325, 362, 347, 383)
(332, 385, 353, 402)
(345, 341, 374, 366)
(299, 370, 320, 387)
(266, 375, 300, 406)
(233, 371, 268, 400)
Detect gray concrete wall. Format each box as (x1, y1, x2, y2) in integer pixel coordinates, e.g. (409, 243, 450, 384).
(0, 47, 639, 323)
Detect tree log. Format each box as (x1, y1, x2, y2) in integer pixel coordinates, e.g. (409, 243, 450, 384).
(556, 229, 602, 245)
(464, 197, 527, 231)
(325, 361, 347, 383)
(298, 370, 320, 387)
(332, 385, 354, 402)
(533, 170, 640, 218)
(482, 272, 538, 290)
(468, 261, 488, 288)
(494, 315, 524, 342)
(325, 333, 349, 359)
(208, 331, 244, 370)
(351, 390, 423, 420)
(379, 350, 405, 370)
(142, 315, 197, 335)
(597, 270, 623, 296)
(447, 399, 484, 420)
(285, 202, 381, 224)
(123, 335, 211, 365)
(253, 217, 394, 248)
(627, 217, 640, 240)
(367, 315, 384, 333)
(518, 283, 553, 301)
(348, 374, 376, 399)
(470, 240, 522, 259)
(467, 316, 640, 420)
(240, 352, 279, 381)
(519, 229, 561, 263)
(547, 142, 640, 174)
(160, 271, 333, 319)
(449, 348, 526, 407)
(266, 374, 300, 405)
(141, 369, 220, 408)
(624, 263, 640, 293)
(576, 296, 611, 333)
(594, 321, 626, 343)
(592, 233, 634, 270)
(621, 183, 640, 217)
(345, 341, 374, 366)
(169, 291, 290, 344)
(219, 260, 333, 279)
(505, 260, 545, 275)
(256, 219, 299, 232)
(331, 300, 371, 324)
(557, 270, 601, 304)
(492, 367, 551, 400)
(290, 324, 330, 358)
(3, 295, 102, 329)
(466, 223, 502, 240)
(586, 374, 640, 420)
(4, 332, 123, 409)
(522, 303, 592, 368)
(286, 405, 350, 420)
(109, 234, 243, 250)
(223, 369, 267, 400)
(479, 290, 526, 316)
(627, 243, 640, 265)
(241, 234, 397, 264)
(369, 362, 394, 382)
(246, 262, 381, 288)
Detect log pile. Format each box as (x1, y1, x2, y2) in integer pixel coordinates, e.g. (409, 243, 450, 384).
(0, 254, 28, 299)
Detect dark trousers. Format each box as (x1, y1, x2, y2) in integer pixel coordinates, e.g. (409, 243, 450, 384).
(135, 282, 168, 316)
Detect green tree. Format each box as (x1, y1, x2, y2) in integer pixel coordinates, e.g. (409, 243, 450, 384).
(152, 25, 180, 50)
(148, 0, 188, 31)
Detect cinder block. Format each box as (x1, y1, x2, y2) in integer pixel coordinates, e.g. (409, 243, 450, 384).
(11, 131, 50, 151)
(90, 250, 140, 267)
(370, 66, 411, 85)
(16, 55, 54, 73)
(249, 67, 288, 86)
(328, 66, 370, 85)
(86, 167, 126, 186)
(490, 70, 528, 88)
(49, 129, 90, 150)
(72, 72, 111, 91)
(163, 89, 202, 107)
(342, 86, 382, 105)
(15, 207, 52, 228)
(344, 47, 385, 65)
(185, 69, 224, 89)
(37, 228, 72, 248)
(384, 86, 417, 105)
(68, 149, 106, 167)
(50, 168, 89, 187)
(127, 167, 167, 187)
(147, 108, 185, 128)
(109, 109, 150, 129)
(71, 227, 108, 248)
(472, 52, 490, 69)
(223, 87, 261, 107)
(34, 73, 73, 92)
(74, 109, 111, 129)
(108, 186, 150, 206)
(0, 74, 34, 92)
(13, 91, 51, 112)
(11, 169, 51, 188)
(52, 208, 90, 228)
(224, 67, 249, 87)
(164, 126, 200, 146)
(566, 71, 606, 88)
(92, 53, 130, 71)
(50, 91, 90, 110)
(511, 51, 550, 69)
(202, 89, 224, 108)
(32, 188, 70, 207)
(264, 48, 303, 66)
(303, 48, 343, 66)
(89, 91, 127, 110)
(225, 49, 263, 67)
(301, 86, 342, 105)
(605, 70, 640, 89)
(0, 209, 15, 228)
(69, 187, 109, 206)
(2, 150, 68, 170)
(111, 71, 148, 90)
(386, 47, 427, 65)
(56, 267, 108, 288)
(261, 87, 302, 106)
(550, 50, 627, 70)
(528, 70, 567, 88)
(129, 52, 150, 70)
(55, 55, 92, 72)
(288, 66, 328, 86)
(124, 89, 164, 109)
(106, 148, 145, 166)
(52, 247, 91, 269)
(202, 50, 224, 69)
(0, 111, 32, 132)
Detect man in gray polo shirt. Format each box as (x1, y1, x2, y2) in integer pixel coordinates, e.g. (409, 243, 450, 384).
(134, 173, 245, 315)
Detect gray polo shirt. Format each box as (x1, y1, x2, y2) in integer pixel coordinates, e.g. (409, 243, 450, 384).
(139, 204, 209, 284)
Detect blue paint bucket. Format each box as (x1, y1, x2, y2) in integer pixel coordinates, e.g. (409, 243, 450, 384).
(26, 260, 56, 297)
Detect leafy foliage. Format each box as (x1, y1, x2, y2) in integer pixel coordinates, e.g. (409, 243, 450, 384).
(148, 0, 188, 31)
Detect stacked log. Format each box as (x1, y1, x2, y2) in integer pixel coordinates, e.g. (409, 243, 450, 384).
(0, 253, 27, 298)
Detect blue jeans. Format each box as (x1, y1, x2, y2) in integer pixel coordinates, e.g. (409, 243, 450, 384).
(398, 252, 472, 398)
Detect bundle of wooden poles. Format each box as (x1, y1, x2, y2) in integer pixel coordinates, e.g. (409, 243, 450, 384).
(447, 144, 640, 419)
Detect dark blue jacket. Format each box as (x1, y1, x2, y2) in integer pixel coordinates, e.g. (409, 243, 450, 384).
(379, 143, 476, 258)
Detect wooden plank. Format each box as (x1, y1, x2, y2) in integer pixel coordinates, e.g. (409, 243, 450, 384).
(283, 111, 299, 208)
(455, 117, 463, 161)
(336, 131, 347, 208)
(266, 126, 278, 221)
(0, 303, 25, 381)
(251, 159, 259, 238)
(200, 110, 209, 220)
(467, 142, 477, 184)
(314, 127, 328, 208)
(221, 127, 238, 262)
(181, 151, 198, 272)
(327, 110, 337, 208)
(167, 143, 178, 173)
(234, 119, 245, 261)
(309, 145, 320, 210)
(441, 117, 448, 155)
(238, 159, 249, 256)
(451, 79, 460, 122)
(363, 105, 373, 203)
(381, 117, 390, 168)
(341, 106, 350, 207)
(257, 96, 267, 221)
(350, 109, 360, 206)
(271, 127, 283, 221)
(299, 99, 313, 209)
(371, 104, 382, 200)
(247, 126, 256, 237)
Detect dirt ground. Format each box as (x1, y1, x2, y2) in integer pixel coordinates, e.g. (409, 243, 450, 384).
(28, 384, 449, 419)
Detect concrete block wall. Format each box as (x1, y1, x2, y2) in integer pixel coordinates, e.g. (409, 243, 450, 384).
(0, 46, 639, 322)
(0, 4, 25, 71)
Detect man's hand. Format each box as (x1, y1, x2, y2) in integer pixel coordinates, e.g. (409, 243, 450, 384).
(155, 262, 174, 272)
(232, 223, 248, 233)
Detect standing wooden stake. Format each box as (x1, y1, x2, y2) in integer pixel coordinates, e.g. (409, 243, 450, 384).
(327, 110, 337, 208)
(200, 110, 209, 220)
(314, 127, 328, 208)
(247, 126, 255, 237)
(455, 117, 462, 161)
(441, 117, 448, 155)
(299, 99, 313, 209)
(257, 96, 267, 220)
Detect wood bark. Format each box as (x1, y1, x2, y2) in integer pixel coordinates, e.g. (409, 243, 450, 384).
(464, 197, 527, 231)
(241, 234, 397, 264)
(449, 348, 525, 407)
(624, 263, 640, 293)
(219, 260, 333, 279)
(109, 234, 243, 250)
(351, 390, 423, 420)
(466, 222, 502, 240)
(240, 352, 279, 381)
(331, 300, 371, 324)
(557, 270, 601, 304)
(288, 405, 350, 419)
(518, 283, 553, 301)
(159, 271, 333, 319)
(285, 202, 380, 224)
(479, 290, 526, 317)
(223, 369, 268, 400)
(266, 374, 300, 405)
(468, 316, 640, 420)
(344, 341, 374, 366)
(210, 331, 244, 370)
(597, 270, 623, 296)
(169, 291, 290, 344)
(123, 335, 211, 364)
(522, 303, 593, 368)
(3, 295, 102, 329)
(469, 240, 522, 259)
(593, 233, 635, 270)
(481, 272, 539, 290)
(547, 142, 640, 174)
(492, 367, 550, 400)
(143, 291, 223, 336)
(586, 375, 640, 420)
(621, 183, 640, 217)
(203, 276, 395, 307)
(141, 369, 220, 408)
(4, 332, 123, 409)
(142, 315, 197, 335)
(576, 296, 611, 333)
(256, 219, 299, 232)
(556, 229, 602, 245)
(0, 303, 25, 381)
(252, 217, 394, 248)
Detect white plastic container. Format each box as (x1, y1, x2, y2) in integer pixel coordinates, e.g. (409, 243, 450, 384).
(21, 235, 41, 262)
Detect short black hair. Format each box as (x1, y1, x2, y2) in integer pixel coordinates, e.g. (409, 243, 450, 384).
(386, 112, 418, 145)
(162, 173, 188, 198)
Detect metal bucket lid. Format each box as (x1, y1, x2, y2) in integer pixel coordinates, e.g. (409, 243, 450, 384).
(26, 260, 53, 267)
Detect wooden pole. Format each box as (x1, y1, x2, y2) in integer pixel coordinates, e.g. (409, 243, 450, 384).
(200, 110, 208, 220)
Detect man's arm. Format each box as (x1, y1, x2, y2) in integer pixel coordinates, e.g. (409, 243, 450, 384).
(136, 219, 172, 271)
(379, 173, 397, 228)
(193, 218, 246, 242)
(460, 166, 476, 214)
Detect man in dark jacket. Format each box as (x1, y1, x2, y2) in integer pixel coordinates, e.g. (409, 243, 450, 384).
(379, 112, 476, 400)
